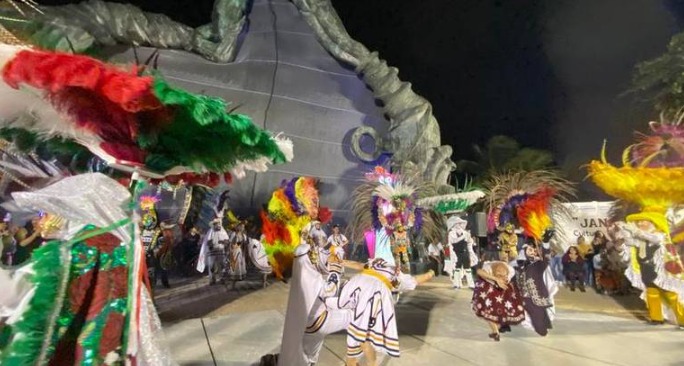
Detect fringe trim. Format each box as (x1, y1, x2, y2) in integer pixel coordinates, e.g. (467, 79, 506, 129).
(0, 240, 69, 365)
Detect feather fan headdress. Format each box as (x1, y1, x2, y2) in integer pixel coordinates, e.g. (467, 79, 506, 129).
(260, 177, 331, 279)
(417, 190, 485, 215)
(349, 166, 442, 244)
(484, 170, 575, 242)
(0, 45, 293, 183)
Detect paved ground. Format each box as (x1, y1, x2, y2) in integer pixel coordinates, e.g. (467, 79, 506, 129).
(156, 274, 684, 366)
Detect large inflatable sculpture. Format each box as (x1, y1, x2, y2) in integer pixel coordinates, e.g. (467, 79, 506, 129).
(0, 0, 455, 216)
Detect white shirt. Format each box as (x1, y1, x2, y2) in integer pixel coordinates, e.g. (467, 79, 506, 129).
(327, 233, 348, 246)
(309, 228, 327, 247)
(427, 242, 443, 256)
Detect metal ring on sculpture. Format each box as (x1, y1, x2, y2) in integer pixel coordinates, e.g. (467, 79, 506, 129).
(351, 126, 383, 162)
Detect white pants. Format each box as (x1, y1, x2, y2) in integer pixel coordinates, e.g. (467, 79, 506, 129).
(303, 309, 353, 364)
(206, 254, 226, 282)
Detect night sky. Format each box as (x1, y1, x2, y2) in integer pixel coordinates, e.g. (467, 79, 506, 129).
(34, 0, 684, 197)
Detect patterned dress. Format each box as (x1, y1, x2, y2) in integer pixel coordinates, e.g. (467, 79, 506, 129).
(471, 262, 525, 325)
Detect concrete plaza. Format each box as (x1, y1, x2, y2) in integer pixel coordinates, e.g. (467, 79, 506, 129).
(156, 275, 683, 366)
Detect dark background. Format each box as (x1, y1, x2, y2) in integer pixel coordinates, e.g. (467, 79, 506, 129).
(35, 0, 684, 198)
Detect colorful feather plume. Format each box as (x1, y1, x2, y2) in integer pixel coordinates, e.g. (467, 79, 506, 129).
(484, 170, 575, 242)
(516, 188, 555, 242)
(0, 46, 293, 182)
(260, 176, 329, 279)
(138, 195, 159, 212)
(588, 142, 684, 220)
(350, 166, 443, 245)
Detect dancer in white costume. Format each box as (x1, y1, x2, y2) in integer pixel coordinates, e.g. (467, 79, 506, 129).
(445, 216, 478, 289)
(327, 224, 349, 260)
(336, 259, 434, 365)
(197, 219, 230, 285)
(278, 243, 352, 366)
(277, 250, 434, 366)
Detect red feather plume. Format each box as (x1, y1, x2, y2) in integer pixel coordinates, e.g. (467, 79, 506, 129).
(516, 188, 555, 242)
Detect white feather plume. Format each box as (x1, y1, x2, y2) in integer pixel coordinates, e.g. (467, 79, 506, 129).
(417, 190, 485, 208)
(230, 133, 294, 179)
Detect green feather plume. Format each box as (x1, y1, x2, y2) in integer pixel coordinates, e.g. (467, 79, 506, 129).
(143, 78, 287, 172)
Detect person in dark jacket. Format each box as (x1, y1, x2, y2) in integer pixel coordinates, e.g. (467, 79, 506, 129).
(562, 246, 585, 292)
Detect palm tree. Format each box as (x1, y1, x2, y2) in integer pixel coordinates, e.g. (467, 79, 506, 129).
(455, 135, 554, 183)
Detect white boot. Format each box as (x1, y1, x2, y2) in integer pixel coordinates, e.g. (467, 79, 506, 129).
(465, 268, 475, 289)
(452, 268, 463, 288)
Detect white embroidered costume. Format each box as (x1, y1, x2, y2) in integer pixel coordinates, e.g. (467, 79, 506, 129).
(197, 223, 230, 283)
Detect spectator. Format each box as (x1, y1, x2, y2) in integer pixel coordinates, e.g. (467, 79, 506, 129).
(14, 215, 43, 265)
(180, 226, 202, 275)
(0, 220, 16, 266)
(576, 235, 595, 287)
(562, 246, 586, 292)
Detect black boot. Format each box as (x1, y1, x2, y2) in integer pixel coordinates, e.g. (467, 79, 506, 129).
(569, 280, 576, 292)
(578, 282, 586, 292)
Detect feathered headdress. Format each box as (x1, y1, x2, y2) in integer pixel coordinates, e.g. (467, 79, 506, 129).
(587, 118, 684, 278)
(350, 166, 442, 244)
(588, 142, 684, 234)
(0, 45, 293, 183)
(417, 190, 485, 215)
(261, 177, 330, 279)
(139, 195, 159, 213)
(484, 171, 575, 242)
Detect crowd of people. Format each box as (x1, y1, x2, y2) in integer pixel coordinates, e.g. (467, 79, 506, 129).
(426, 218, 631, 297)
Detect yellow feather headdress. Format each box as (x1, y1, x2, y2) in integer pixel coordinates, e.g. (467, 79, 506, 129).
(587, 141, 684, 234)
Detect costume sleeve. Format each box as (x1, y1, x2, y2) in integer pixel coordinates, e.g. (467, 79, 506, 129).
(632, 230, 665, 245)
(396, 272, 418, 292)
(447, 229, 456, 244)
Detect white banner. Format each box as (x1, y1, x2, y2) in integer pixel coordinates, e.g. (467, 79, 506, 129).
(553, 201, 614, 250)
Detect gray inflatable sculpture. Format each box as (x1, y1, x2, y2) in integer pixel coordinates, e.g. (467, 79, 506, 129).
(1, 0, 455, 218)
